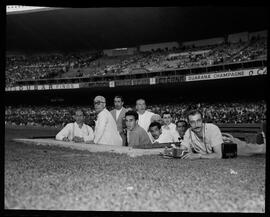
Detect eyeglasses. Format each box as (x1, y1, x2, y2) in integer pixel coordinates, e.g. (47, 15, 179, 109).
(94, 101, 105, 105)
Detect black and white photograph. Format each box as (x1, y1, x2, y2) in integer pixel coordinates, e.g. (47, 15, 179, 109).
(4, 5, 268, 213)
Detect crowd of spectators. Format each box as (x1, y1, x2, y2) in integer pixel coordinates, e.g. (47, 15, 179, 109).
(5, 101, 266, 128)
(232, 38, 267, 62)
(89, 37, 266, 74)
(5, 51, 102, 87)
(5, 37, 267, 87)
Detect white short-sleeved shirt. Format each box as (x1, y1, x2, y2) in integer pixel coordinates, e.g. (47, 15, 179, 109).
(149, 130, 175, 144)
(181, 123, 223, 154)
(162, 123, 180, 142)
(138, 110, 155, 132)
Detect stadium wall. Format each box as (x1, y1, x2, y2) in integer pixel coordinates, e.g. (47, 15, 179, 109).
(228, 32, 249, 43)
(139, 42, 179, 52)
(182, 37, 225, 48)
(5, 73, 267, 106)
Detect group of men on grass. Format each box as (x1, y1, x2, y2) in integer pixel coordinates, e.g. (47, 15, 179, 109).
(56, 95, 266, 159)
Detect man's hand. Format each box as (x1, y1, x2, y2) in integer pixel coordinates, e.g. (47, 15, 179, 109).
(182, 152, 201, 159)
(62, 137, 70, 142)
(72, 136, 84, 143)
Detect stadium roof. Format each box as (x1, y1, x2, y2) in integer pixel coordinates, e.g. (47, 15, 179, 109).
(6, 5, 61, 14)
(6, 7, 268, 53)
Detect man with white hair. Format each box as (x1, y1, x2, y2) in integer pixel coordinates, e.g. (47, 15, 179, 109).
(136, 98, 155, 132)
(93, 96, 122, 146)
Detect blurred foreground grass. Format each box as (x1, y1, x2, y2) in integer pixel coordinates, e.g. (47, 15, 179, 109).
(4, 126, 265, 212)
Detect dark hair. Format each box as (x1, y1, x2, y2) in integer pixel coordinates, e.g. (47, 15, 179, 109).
(136, 98, 146, 104)
(186, 109, 203, 121)
(125, 110, 138, 120)
(162, 112, 171, 118)
(149, 121, 162, 130)
(72, 109, 85, 116)
(114, 96, 124, 102)
(176, 120, 188, 128)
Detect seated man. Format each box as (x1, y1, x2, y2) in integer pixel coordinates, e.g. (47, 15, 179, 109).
(148, 121, 175, 143)
(181, 109, 266, 159)
(55, 109, 94, 143)
(125, 110, 152, 148)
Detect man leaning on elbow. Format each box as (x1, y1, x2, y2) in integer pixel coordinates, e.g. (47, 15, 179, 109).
(181, 109, 223, 159)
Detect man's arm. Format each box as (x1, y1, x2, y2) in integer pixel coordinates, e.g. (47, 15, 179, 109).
(141, 130, 154, 146)
(83, 125, 94, 142)
(94, 113, 107, 144)
(55, 124, 71, 141)
(200, 145, 222, 159)
(180, 130, 191, 152)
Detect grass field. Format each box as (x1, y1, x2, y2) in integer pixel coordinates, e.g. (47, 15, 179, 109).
(4, 125, 265, 212)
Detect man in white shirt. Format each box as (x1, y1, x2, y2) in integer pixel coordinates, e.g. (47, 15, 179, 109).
(55, 109, 94, 143)
(136, 99, 155, 132)
(93, 95, 122, 146)
(148, 121, 175, 143)
(110, 96, 128, 146)
(162, 112, 180, 142)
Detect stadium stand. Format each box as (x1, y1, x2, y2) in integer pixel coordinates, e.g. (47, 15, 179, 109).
(5, 35, 267, 87)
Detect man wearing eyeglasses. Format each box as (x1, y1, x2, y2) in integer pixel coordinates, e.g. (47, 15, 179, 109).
(93, 95, 122, 146)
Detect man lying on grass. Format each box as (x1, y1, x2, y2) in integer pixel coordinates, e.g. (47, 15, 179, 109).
(180, 109, 266, 159)
(55, 109, 94, 143)
(149, 121, 176, 143)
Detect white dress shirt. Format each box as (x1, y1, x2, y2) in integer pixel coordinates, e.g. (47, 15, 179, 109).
(138, 110, 155, 132)
(94, 108, 122, 146)
(55, 122, 94, 142)
(162, 123, 180, 142)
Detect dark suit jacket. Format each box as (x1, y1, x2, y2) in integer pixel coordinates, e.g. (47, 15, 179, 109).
(110, 107, 127, 133)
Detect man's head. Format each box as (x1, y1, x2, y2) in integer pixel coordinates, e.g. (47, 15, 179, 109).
(186, 109, 204, 134)
(176, 120, 189, 137)
(149, 121, 162, 140)
(94, 96, 106, 113)
(72, 109, 85, 125)
(114, 96, 124, 110)
(136, 99, 146, 114)
(162, 112, 172, 126)
(125, 110, 139, 131)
